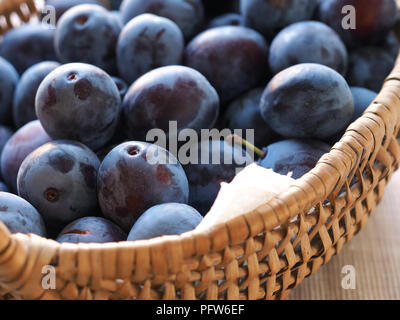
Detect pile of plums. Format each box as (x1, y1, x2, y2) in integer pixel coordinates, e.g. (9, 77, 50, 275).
(0, 0, 397, 243)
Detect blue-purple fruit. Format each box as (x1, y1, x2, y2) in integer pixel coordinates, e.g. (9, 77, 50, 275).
(122, 65, 219, 141)
(260, 63, 354, 139)
(1, 120, 52, 192)
(127, 203, 202, 241)
(17, 141, 100, 233)
(97, 141, 189, 232)
(13, 61, 60, 128)
(0, 192, 46, 236)
(185, 26, 269, 104)
(56, 216, 127, 243)
(117, 13, 184, 84)
(0, 57, 19, 125)
(54, 4, 122, 74)
(35, 63, 121, 150)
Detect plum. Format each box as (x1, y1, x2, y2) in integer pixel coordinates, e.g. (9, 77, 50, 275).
(0, 125, 13, 178)
(42, 0, 103, 21)
(240, 0, 318, 39)
(117, 14, 184, 84)
(0, 23, 57, 74)
(257, 139, 331, 179)
(120, 0, 204, 40)
(13, 61, 60, 128)
(184, 26, 269, 105)
(35, 63, 121, 151)
(183, 139, 253, 216)
(127, 203, 202, 241)
(222, 88, 279, 147)
(122, 65, 219, 141)
(0, 57, 19, 126)
(0, 126, 13, 154)
(1, 121, 52, 192)
(56, 216, 127, 243)
(54, 4, 122, 74)
(328, 86, 377, 144)
(350, 87, 377, 122)
(207, 13, 244, 29)
(260, 63, 354, 139)
(317, 0, 398, 47)
(17, 141, 100, 234)
(97, 141, 189, 232)
(382, 32, 400, 61)
(0, 192, 46, 236)
(269, 21, 348, 76)
(347, 46, 396, 92)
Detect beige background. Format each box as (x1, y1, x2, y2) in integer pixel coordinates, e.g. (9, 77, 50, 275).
(287, 171, 400, 300)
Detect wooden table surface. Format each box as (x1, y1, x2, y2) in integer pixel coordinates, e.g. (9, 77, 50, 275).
(287, 170, 400, 300)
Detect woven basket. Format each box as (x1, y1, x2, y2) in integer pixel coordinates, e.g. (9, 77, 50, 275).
(1, 0, 400, 300)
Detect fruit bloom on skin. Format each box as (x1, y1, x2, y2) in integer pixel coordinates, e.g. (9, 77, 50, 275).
(35, 63, 121, 151)
(42, 0, 103, 21)
(120, 0, 204, 40)
(222, 88, 279, 147)
(350, 87, 377, 122)
(0, 192, 46, 236)
(127, 203, 202, 241)
(0, 125, 13, 181)
(0, 23, 58, 74)
(269, 21, 348, 76)
(185, 26, 269, 105)
(56, 216, 127, 243)
(54, 4, 122, 74)
(258, 139, 331, 179)
(0, 57, 19, 126)
(17, 141, 100, 233)
(260, 63, 354, 139)
(0, 126, 13, 157)
(328, 86, 378, 144)
(13, 61, 60, 128)
(347, 46, 396, 92)
(1, 120, 52, 192)
(117, 13, 184, 84)
(122, 65, 219, 141)
(97, 141, 189, 232)
(241, 0, 318, 39)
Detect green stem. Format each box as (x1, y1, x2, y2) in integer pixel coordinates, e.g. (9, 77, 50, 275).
(226, 134, 264, 158)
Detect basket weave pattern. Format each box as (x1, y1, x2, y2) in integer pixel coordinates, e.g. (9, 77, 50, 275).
(1, 0, 400, 300)
(0, 0, 38, 34)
